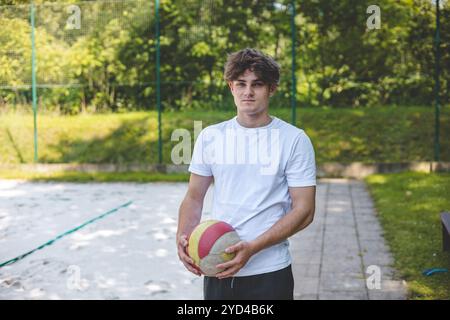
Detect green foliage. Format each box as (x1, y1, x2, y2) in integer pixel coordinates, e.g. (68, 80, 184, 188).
(299, 0, 449, 107)
(0, 0, 449, 112)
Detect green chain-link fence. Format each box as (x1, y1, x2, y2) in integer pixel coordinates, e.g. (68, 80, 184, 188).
(0, 0, 447, 165)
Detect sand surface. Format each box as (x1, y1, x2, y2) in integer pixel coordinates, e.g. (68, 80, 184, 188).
(0, 180, 212, 299)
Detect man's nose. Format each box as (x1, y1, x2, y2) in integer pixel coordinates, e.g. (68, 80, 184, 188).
(243, 85, 254, 96)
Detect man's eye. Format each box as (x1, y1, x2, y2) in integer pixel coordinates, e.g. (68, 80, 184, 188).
(253, 83, 263, 87)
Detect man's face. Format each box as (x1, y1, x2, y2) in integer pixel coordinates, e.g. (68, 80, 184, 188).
(228, 69, 276, 116)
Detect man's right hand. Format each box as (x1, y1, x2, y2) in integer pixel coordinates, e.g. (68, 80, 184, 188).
(177, 233, 202, 276)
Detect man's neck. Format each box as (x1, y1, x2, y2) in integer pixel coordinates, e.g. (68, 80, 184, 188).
(236, 112, 272, 128)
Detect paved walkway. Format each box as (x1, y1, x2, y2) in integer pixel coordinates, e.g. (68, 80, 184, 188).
(290, 179, 407, 300)
(0, 179, 407, 299)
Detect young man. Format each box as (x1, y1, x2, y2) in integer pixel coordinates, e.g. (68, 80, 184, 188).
(176, 48, 316, 300)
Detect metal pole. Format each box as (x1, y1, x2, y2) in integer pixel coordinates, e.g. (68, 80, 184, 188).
(290, 0, 297, 126)
(155, 0, 162, 164)
(30, 2, 38, 163)
(434, 0, 441, 161)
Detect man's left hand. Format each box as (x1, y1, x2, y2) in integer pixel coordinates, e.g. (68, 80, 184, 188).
(215, 241, 255, 279)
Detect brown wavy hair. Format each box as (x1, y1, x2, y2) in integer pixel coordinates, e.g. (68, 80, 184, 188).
(223, 48, 280, 85)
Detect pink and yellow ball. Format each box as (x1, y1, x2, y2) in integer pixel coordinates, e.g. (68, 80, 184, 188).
(188, 220, 241, 276)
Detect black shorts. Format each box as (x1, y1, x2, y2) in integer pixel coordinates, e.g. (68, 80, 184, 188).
(203, 265, 294, 300)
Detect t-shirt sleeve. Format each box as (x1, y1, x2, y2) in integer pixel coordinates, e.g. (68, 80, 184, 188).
(188, 129, 213, 177)
(285, 132, 316, 187)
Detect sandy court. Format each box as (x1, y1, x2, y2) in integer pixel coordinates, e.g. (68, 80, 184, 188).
(0, 180, 212, 299)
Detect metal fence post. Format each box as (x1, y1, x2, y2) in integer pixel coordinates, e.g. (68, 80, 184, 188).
(434, 0, 441, 162)
(155, 0, 162, 164)
(290, 0, 297, 126)
(30, 2, 38, 163)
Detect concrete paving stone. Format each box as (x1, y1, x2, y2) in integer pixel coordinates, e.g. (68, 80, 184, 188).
(327, 208, 353, 216)
(290, 239, 323, 248)
(305, 221, 325, 230)
(354, 213, 377, 220)
(357, 221, 383, 230)
(294, 238, 323, 247)
(359, 239, 390, 249)
(360, 242, 392, 255)
(328, 185, 350, 190)
(294, 277, 320, 295)
(351, 193, 372, 199)
(319, 291, 369, 300)
(354, 214, 380, 222)
(325, 223, 356, 231)
(319, 272, 367, 292)
(295, 293, 319, 300)
(326, 203, 352, 209)
(352, 203, 375, 209)
(291, 246, 322, 254)
(322, 248, 360, 258)
(354, 210, 377, 218)
(327, 239, 359, 249)
(289, 236, 323, 246)
(358, 231, 385, 241)
(323, 235, 358, 245)
(355, 221, 382, 231)
(322, 252, 363, 267)
(326, 214, 355, 220)
(351, 189, 372, 196)
(353, 201, 374, 207)
(327, 189, 351, 194)
(361, 253, 394, 267)
(321, 252, 362, 263)
(294, 229, 323, 238)
(325, 217, 356, 225)
(367, 280, 408, 300)
(357, 227, 384, 236)
(321, 261, 363, 274)
(324, 225, 357, 234)
(291, 244, 323, 254)
(292, 264, 321, 278)
(290, 247, 319, 256)
(293, 253, 322, 264)
(327, 194, 351, 200)
(358, 230, 385, 240)
(323, 239, 359, 249)
(351, 188, 370, 194)
(328, 216, 354, 222)
(323, 245, 359, 254)
(322, 248, 361, 256)
(295, 229, 324, 239)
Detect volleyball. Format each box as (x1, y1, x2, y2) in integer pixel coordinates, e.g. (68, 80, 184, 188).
(187, 220, 241, 276)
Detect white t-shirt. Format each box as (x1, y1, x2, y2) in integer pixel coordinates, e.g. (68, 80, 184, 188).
(188, 115, 316, 276)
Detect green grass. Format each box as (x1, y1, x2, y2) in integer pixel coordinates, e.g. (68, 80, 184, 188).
(1, 105, 449, 165)
(365, 172, 450, 300)
(0, 169, 189, 182)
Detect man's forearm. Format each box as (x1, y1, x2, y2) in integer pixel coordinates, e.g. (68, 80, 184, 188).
(177, 196, 203, 237)
(248, 207, 314, 255)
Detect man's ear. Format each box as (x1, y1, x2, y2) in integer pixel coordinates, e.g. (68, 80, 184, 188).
(228, 81, 234, 93)
(269, 84, 278, 97)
